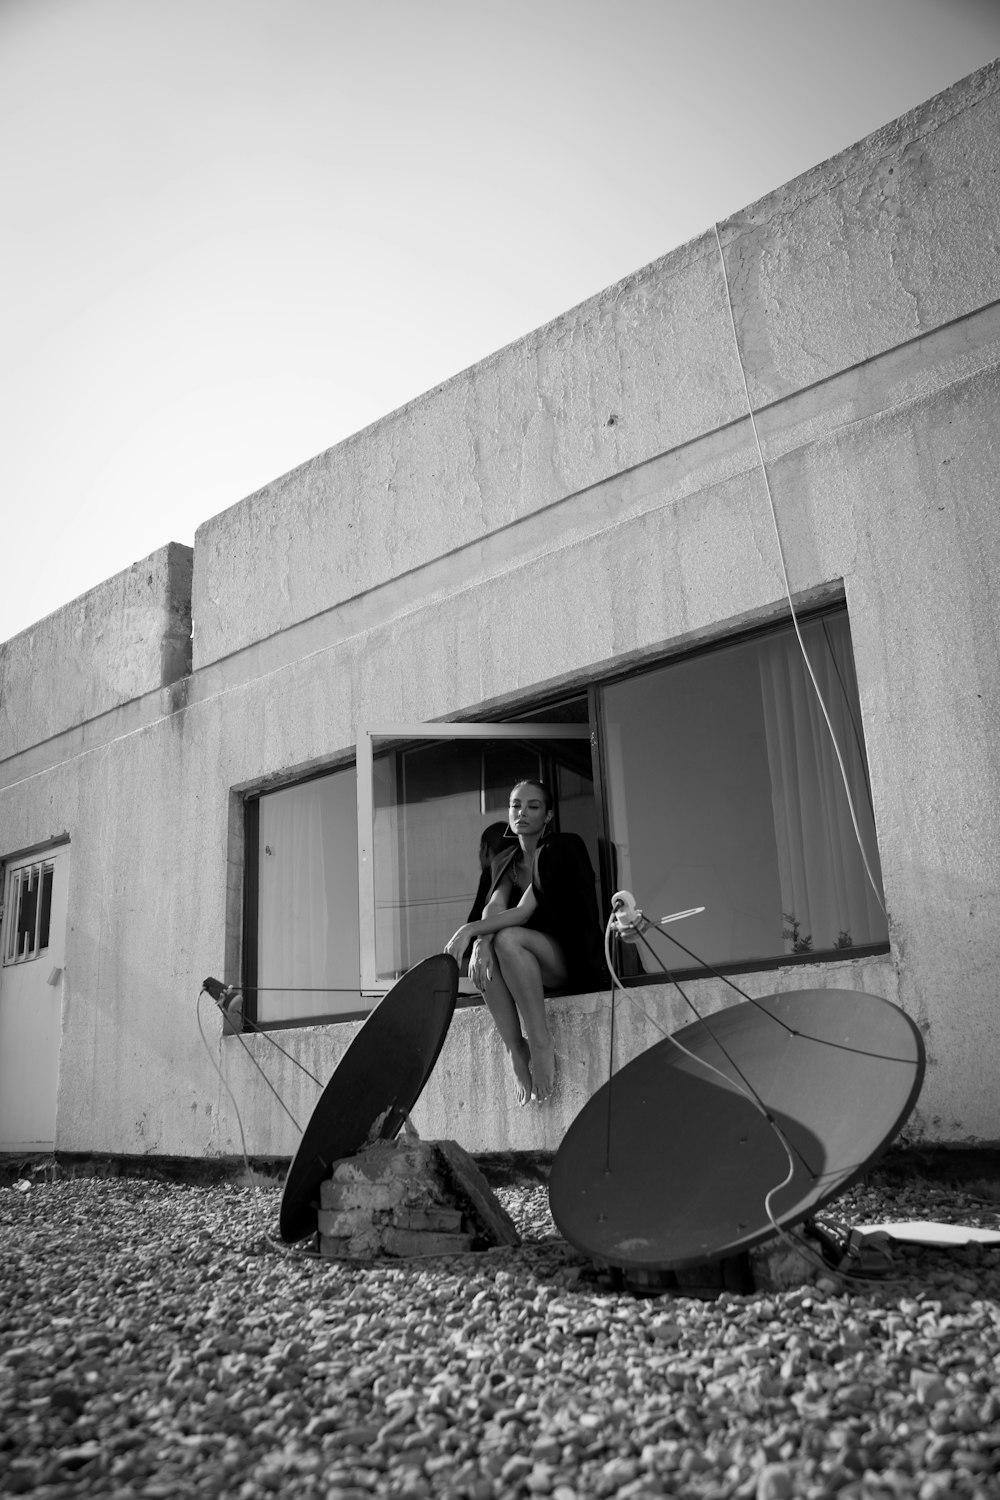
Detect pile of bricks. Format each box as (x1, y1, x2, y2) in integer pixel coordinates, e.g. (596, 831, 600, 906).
(318, 1136, 520, 1260)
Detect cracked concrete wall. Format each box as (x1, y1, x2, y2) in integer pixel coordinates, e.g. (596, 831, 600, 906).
(0, 543, 192, 762)
(191, 60, 1000, 670)
(723, 60, 1000, 404)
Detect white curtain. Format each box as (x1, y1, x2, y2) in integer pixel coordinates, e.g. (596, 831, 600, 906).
(759, 616, 887, 954)
(258, 774, 361, 1021)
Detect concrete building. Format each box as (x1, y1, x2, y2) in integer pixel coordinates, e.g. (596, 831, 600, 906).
(2, 61, 998, 1164)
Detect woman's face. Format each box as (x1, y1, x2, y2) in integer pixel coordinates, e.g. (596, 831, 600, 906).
(508, 783, 550, 839)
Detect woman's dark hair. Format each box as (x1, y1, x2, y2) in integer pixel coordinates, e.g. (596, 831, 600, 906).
(509, 777, 554, 813)
(480, 821, 509, 860)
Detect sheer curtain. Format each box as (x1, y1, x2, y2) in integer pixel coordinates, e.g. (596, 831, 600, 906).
(758, 615, 887, 954)
(258, 773, 361, 1022)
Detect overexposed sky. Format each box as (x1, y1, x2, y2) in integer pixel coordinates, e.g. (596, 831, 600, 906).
(1, 0, 998, 644)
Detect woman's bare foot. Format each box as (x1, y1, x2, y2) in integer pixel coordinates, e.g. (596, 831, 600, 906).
(510, 1038, 534, 1106)
(528, 1036, 556, 1102)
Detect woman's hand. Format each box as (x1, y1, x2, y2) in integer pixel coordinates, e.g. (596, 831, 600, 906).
(444, 925, 475, 967)
(468, 936, 494, 989)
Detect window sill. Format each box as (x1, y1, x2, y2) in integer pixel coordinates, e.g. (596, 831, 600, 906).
(233, 946, 894, 1035)
(618, 942, 892, 989)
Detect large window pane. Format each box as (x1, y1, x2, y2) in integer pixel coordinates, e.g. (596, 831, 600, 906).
(256, 768, 361, 1022)
(601, 610, 887, 975)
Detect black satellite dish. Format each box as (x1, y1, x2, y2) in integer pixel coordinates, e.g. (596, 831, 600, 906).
(549, 988, 925, 1272)
(279, 954, 459, 1244)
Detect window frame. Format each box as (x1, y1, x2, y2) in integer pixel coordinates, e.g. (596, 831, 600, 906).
(2, 858, 55, 967)
(240, 796, 260, 1023)
(356, 722, 594, 994)
(591, 601, 889, 983)
(241, 762, 363, 1029)
(241, 599, 890, 1027)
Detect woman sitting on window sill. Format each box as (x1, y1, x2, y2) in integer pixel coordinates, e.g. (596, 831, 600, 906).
(444, 778, 607, 1105)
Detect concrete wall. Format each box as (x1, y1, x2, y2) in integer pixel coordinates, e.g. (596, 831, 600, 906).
(0, 543, 192, 764)
(1, 61, 998, 1161)
(224, 955, 902, 1160)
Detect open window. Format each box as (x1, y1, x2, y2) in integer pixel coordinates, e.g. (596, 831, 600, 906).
(243, 602, 889, 1028)
(356, 721, 596, 993)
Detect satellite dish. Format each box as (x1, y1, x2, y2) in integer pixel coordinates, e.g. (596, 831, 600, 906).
(279, 954, 459, 1244)
(549, 988, 925, 1271)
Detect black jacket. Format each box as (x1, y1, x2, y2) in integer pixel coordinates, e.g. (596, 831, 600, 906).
(484, 833, 609, 993)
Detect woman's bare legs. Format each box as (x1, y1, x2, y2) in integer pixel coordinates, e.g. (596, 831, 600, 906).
(480, 966, 534, 1105)
(492, 929, 568, 1101)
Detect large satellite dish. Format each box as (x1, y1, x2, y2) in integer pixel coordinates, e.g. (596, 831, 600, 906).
(549, 987, 925, 1271)
(279, 954, 459, 1244)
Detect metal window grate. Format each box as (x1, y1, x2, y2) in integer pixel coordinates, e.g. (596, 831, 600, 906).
(2, 861, 54, 965)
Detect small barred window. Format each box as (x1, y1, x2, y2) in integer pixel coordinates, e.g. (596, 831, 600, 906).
(2, 861, 54, 965)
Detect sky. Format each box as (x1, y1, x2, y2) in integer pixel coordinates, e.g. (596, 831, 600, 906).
(1, 0, 999, 645)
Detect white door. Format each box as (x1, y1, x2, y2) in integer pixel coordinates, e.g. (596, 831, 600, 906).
(0, 846, 70, 1151)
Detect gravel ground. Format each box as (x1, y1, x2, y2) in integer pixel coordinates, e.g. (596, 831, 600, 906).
(1, 1170, 999, 1499)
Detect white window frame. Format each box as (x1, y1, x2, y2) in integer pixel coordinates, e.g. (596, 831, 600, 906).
(356, 722, 593, 993)
(2, 859, 55, 967)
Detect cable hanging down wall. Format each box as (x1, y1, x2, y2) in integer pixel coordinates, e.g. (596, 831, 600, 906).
(712, 223, 886, 917)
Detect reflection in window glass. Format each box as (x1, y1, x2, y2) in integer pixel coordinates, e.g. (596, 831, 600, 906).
(373, 742, 484, 985)
(373, 738, 596, 983)
(256, 769, 361, 1022)
(602, 611, 887, 974)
